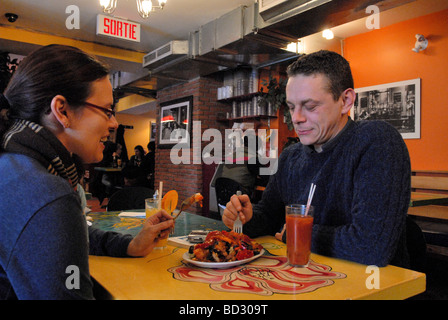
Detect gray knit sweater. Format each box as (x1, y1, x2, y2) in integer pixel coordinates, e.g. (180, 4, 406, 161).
(244, 119, 411, 267)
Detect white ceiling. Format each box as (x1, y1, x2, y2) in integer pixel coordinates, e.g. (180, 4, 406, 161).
(0, 0, 255, 71)
(1, 0, 255, 52)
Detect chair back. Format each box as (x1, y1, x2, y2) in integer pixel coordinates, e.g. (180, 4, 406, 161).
(215, 177, 242, 215)
(107, 187, 154, 211)
(406, 216, 427, 272)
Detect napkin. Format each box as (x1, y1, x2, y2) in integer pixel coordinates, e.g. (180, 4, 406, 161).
(118, 211, 146, 218)
(167, 236, 192, 249)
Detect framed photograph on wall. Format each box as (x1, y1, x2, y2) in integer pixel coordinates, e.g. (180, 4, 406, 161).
(158, 96, 193, 148)
(352, 78, 421, 139)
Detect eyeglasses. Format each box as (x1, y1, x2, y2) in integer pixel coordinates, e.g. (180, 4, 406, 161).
(84, 101, 116, 119)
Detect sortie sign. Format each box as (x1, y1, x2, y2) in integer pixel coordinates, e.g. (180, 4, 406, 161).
(96, 14, 140, 42)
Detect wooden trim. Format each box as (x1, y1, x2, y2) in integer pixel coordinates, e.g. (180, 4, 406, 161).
(411, 176, 448, 192)
(408, 205, 448, 220)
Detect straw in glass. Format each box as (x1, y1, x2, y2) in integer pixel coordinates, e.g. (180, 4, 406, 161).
(157, 181, 163, 210)
(305, 183, 316, 216)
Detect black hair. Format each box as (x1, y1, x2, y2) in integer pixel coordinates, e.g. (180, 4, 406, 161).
(287, 50, 354, 101)
(1, 44, 109, 139)
(134, 145, 145, 155)
(147, 141, 155, 153)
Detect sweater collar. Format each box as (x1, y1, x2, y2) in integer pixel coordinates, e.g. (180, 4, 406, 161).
(304, 117, 355, 154)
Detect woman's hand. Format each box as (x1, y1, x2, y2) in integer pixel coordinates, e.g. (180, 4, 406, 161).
(127, 210, 174, 257)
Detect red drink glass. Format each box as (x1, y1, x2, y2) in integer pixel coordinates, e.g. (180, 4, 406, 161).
(286, 204, 314, 267)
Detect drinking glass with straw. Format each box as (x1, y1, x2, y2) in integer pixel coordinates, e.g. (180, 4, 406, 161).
(285, 183, 316, 267)
(154, 181, 167, 249)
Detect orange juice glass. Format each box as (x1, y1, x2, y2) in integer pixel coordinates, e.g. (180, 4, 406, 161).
(286, 204, 314, 267)
(145, 198, 168, 249)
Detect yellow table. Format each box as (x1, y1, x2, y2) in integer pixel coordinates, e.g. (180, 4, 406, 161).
(89, 236, 425, 300)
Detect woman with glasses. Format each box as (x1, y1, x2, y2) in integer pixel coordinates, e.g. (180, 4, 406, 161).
(0, 45, 173, 299)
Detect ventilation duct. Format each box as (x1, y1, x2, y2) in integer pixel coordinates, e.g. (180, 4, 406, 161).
(258, 0, 332, 23)
(142, 5, 301, 89)
(143, 40, 189, 70)
(124, 0, 419, 92)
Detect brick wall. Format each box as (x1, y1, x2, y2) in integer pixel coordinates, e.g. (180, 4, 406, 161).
(154, 76, 230, 215)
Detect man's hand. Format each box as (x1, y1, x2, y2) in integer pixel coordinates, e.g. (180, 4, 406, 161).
(275, 224, 286, 242)
(222, 193, 253, 230)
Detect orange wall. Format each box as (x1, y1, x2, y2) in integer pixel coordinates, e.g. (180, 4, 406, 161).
(344, 9, 448, 170)
(115, 113, 155, 158)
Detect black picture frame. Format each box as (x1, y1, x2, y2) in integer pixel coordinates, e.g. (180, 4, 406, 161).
(352, 78, 421, 139)
(158, 96, 193, 148)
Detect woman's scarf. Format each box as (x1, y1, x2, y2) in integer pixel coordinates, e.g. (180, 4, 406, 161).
(2, 119, 79, 189)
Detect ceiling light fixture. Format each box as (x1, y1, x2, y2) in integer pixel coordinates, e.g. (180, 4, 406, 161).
(136, 0, 153, 18)
(100, 0, 118, 14)
(100, 0, 167, 19)
(285, 40, 304, 54)
(322, 29, 334, 40)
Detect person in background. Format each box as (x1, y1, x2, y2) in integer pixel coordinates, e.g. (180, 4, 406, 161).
(221, 132, 261, 198)
(115, 124, 129, 164)
(128, 144, 153, 188)
(0, 44, 173, 299)
(72, 153, 90, 215)
(100, 140, 116, 167)
(144, 141, 155, 189)
(129, 145, 145, 167)
(222, 50, 411, 268)
(100, 141, 118, 191)
(121, 165, 147, 188)
(90, 140, 118, 205)
(113, 143, 125, 168)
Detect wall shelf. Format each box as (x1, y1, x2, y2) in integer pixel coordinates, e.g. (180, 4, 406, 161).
(217, 92, 259, 103)
(216, 115, 277, 124)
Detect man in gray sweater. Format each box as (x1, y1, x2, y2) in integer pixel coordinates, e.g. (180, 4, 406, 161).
(222, 50, 410, 268)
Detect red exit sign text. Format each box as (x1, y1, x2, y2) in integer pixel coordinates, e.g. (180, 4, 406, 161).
(96, 14, 140, 42)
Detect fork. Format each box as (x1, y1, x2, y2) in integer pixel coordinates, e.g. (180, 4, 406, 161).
(170, 198, 190, 235)
(233, 191, 243, 234)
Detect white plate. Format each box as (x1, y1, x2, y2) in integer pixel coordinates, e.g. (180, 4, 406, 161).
(182, 249, 265, 269)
